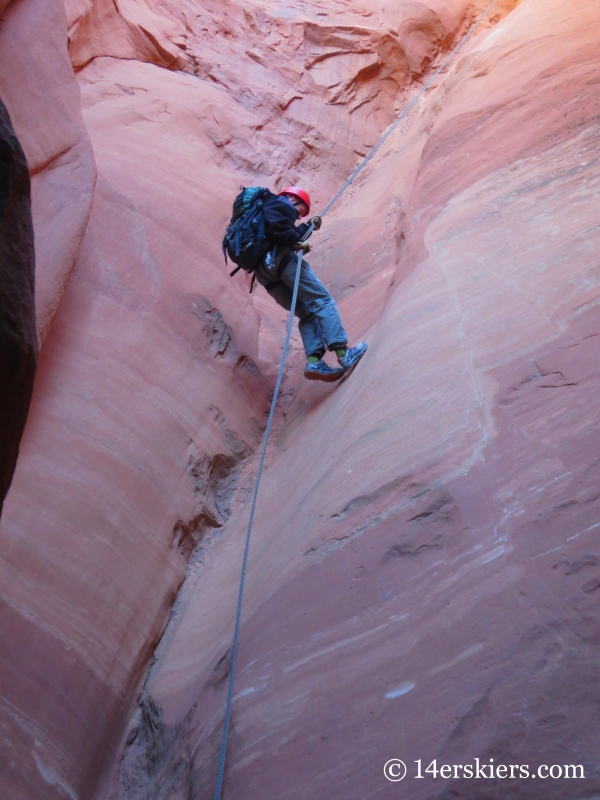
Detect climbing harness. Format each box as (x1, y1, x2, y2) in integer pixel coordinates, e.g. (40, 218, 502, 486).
(213, 1, 501, 796)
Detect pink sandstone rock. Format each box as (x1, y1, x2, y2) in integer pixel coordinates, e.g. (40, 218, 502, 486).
(106, 0, 600, 798)
(1, 0, 599, 798)
(66, 0, 190, 71)
(0, 0, 96, 341)
(0, 49, 275, 800)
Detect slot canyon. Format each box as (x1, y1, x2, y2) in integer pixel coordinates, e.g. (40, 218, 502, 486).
(0, 0, 599, 797)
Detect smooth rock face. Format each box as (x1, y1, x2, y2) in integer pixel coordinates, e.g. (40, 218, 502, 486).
(0, 53, 277, 799)
(0, 100, 36, 515)
(0, 0, 96, 341)
(1, 0, 599, 798)
(105, 0, 600, 798)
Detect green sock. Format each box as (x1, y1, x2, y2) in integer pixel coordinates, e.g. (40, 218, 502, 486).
(336, 348, 347, 359)
(307, 355, 321, 364)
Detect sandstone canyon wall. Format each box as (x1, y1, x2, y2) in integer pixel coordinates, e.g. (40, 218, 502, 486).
(0, 0, 95, 510)
(0, 0, 96, 341)
(1, 0, 599, 799)
(0, 99, 36, 515)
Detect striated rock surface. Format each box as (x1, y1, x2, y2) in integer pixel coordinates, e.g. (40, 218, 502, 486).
(65, 0, 190, 71)
(68, 0, 515, 198)
(106, 0, 600, 798)
(0, 0, 599, 798)
(0, 51, 275, 800)
(0, 0, 96, 341)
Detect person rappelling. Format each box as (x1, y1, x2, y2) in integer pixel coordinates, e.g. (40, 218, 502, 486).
(215, 5, 507, 798)
(223, 185, 367, 382)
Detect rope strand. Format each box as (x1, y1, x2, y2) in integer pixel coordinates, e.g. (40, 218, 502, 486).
(212, 243, 307, 800)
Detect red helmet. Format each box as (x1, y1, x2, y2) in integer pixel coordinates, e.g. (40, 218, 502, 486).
(279, 186, 311, 216)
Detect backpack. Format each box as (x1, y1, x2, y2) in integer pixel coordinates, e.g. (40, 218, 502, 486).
(222, 187, 273, 284)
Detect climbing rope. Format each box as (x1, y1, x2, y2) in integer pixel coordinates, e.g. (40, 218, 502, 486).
(213, 1, 501, 796)
(212, 245, 306, 800)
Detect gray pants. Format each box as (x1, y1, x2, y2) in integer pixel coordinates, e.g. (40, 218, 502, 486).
(255, 252, 348, 358)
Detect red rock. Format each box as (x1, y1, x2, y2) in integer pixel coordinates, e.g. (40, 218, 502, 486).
(108, 1, 600, 798)
(0, 0, 96, 341)
(0, 50, 275, 800)
(66, 0, 190, 71)
(1, 0, 600, 798)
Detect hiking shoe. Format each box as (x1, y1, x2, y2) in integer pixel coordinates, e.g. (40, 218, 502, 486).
(338, 342, 368, 371)
(304, 361, 345, 382)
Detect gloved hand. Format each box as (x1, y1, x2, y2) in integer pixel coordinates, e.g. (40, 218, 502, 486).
(293, 241, 311, 253)
(310, 215, 322, 231)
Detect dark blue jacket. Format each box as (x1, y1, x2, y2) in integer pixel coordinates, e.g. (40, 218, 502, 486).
(263, 195, 310, 247)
